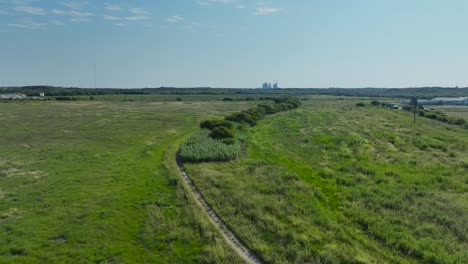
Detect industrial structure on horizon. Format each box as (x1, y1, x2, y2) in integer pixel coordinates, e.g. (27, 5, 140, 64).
(262, 82, 279, 89)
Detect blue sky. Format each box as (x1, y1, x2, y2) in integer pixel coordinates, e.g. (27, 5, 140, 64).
(1, 0, 468, 88)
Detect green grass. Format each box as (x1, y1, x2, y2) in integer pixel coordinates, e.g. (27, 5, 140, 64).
(186, 99, 468, 263)
(431, 105, 468, 120)
(180, 130, 242, 162)
(0, 100, 251, 263)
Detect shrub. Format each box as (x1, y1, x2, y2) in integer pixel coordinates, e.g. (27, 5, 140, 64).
(402, 105, 413, 111)
(56, 96, 76, 101)
(356, 103, 365, 107)
(200, 119, 234, 130)
(371, 100, 380, 106)
(209, 126, 235, 139)
(225, 112, 256, 126)
(454, 118, 466, 125)
(222, 97, 234, 101)
(221, 138, 236, 145)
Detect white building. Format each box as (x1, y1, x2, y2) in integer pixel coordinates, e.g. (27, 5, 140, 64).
(431, 97, 468, 105)
(0, 93, 27, 100)
(262, 82, 279, 89)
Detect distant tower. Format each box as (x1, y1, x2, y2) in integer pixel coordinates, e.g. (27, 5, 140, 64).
(93, 64, 96, 89)
(262, 82, 269, 89)
(273, 82, 279, 89)
(268, 82, 272, 89)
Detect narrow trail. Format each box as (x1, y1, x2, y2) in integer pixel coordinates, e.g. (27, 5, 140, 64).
(176, 151, 264, 264)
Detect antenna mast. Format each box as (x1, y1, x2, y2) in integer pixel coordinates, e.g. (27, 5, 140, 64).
(93, 64, 96, 89)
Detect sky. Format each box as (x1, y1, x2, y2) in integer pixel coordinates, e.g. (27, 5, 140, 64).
(1, 0, 468, 88)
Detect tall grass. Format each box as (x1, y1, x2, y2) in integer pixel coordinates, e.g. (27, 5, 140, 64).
(185, 100, 468, 263)
(180, 130, 241, 162)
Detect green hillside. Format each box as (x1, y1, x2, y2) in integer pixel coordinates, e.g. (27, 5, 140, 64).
(185, 98, 468, 263)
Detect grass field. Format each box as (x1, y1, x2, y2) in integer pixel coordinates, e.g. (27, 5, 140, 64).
(431, 105, 468, 119)
(0, 99, 254, 263)
(185, 98, 468, 263)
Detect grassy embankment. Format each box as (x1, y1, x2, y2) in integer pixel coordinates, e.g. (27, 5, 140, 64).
(0, 99, 253, 263)
(185, 98, 468, 263)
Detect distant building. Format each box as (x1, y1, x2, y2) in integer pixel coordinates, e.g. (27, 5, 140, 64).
(39, 93, 45, 97)
(0, 93, 27, 100)
(430, 97, 468, 105)
(403, 97, 468, 106)
(262, 82, 278, 89)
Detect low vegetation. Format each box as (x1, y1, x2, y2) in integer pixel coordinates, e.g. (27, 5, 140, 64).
(372, 100, 467, 126)
(0, 100, 248, 263)
(180, 130, 242, 162)
(180, 97, 301, 162)
(186, 99, 468, 263)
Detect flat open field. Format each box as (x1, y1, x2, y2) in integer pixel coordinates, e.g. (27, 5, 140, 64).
(186, 99, 468, 263)
(431, 105, 468, 119)
(0, 99, 253, 263)
(2, 96, 467, 264)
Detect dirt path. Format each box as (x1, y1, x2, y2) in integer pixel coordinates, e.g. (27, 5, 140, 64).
(176, 152, 264, 264)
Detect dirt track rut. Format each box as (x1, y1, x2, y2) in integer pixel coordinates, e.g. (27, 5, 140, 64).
(176, 152, 264, 264)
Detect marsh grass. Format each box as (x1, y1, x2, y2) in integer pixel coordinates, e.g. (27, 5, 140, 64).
(0, 100, 247, 263)
(180, 130, 241, 162)
(186, 99, 468, 263)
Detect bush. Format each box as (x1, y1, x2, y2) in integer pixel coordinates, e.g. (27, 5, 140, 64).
(222, 97, 234, 101)
(184, 96, 301, 163)
(200, 119, 234, 130)
(56, 96, 76, 101)
(221, 138, 236, 145)
(402, 105, 413, 111)
(225, 112, 257, 126)
(454, 118, 466, 125)
(209, 126, 235, 139)
(257, 104, 276, 114)
(356, 103, 365, 107)
(371, 100, 380, 106)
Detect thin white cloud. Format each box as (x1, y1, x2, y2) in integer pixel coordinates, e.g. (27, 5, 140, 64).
(52, 9, 93, 17)
(125, 15, 150, 21)
(103, 14, 121, 21)
(104, 3, 121, 11)
(166, 15, 184, 23)
(61, 1, 87, 10)
(198, 0, 236, 5)
(50, 19, 64, 26)
(254, 7, 281, 15)
(70, 17, 89, 23)
(8, 18, 47, 29)
(128, 7, 149, 15)
(113, 22, 127, 27)
(14, 5, 47, 15)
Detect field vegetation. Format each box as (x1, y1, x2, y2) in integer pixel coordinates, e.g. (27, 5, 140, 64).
(186, 98, 468, 263)
(180, 97, 301, 162)
(0, 99, 252, 263)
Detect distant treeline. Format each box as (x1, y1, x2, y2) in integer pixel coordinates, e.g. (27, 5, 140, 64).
(2, 86, 468, 99)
